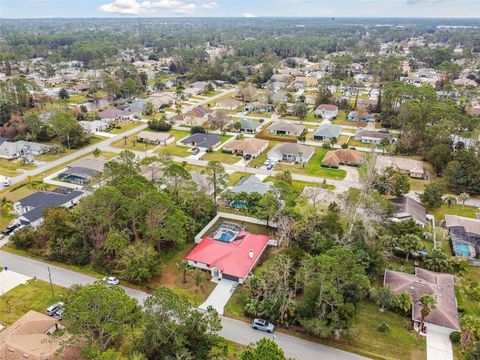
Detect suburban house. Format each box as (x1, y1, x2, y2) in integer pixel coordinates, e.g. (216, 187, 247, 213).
(185, 222, 270, 283)
(58, 156, 107, 185)
(79, 120, 110, 133)
(230, 175, 273, 196)
(315, 104, 338, 119)
(267, 121, 305, 137)
(223, 138, 268, 158)
(191, 81, 210, 91)
(354, 129, 393, 145)
(181, 107, 213, 127)
(375, 156, 426, 179)
(313, 124, 342, 141)
(384, 268, 460, 335)
(137, 131, 175, 145)
(231, 118, 262, 134)
(99, 108, 132, 121)
(445, 215, 480, 259)
(322, 149, 364, 166)
(184, 87, 203, 97)
(146, 93, 176, 108)
(244, 102, 274, 113)
(0, 140, 51, 160)
(347, 111, 375, 122)
(268, 143, 314, 163)
(13, 189, 85, 228)
(215, 98, 242, 110)
(191, 172, 214, 196)
(0, 310, 79, 360)
(127, 99, 148, 114)
(390, 197, 428, 227)
(180, 133, 221, 149)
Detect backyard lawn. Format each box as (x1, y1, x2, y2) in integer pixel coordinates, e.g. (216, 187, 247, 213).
(228, 172, 250, 186)
(0, 159, 35, 177)
(275, 148, 347, 180)
(67, 94, 88, 104)
(202, 151, 240, 165)
(0, 279, 68, 325)
(346, 138, 373, 149)
(428, 203, 479, 221)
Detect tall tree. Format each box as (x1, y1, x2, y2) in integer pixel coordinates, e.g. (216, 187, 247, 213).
(418, 294, 437, 333)
(203, 161, 228, 207)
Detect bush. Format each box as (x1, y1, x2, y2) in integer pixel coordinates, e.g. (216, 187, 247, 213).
(377, 321, 390, 333)
(341, 143, 348, 149)
(450, 331, 461, 343)
(10, 226, 36, 250)
(147, 119, 171, 132)
(190, 126, 205, 134)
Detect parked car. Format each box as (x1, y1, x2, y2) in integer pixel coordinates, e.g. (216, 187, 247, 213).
(263, 159, 272, 166)
(244, 154, 252, 161)
(103, 276, 120, 286)
(46, 302, 64, 316)
(191, 147, 200, 155)
(252, 318, 275, 333)
(53, 307, 65, 320)
(2, 178, 10, 187)
(266, 163, 274, 170)
(2, 223, 21, 236)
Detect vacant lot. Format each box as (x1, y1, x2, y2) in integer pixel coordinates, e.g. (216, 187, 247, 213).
(202, 151, 240, 164)
(0, 279, 68, 325)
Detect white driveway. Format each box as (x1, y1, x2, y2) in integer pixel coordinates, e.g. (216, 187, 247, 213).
(426, 331, 453, 360)
(199, 279, 237, 315)
(0, 270, 32, 295)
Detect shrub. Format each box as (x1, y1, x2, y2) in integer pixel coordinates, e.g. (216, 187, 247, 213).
(190, 126, 205, 134)
(341, 143, 348, 149)
(377, 321, 390, 333)
(147, 119, 171, 131)
(450, 331, 461, 343)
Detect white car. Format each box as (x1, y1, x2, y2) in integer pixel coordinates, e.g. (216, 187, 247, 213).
(103, 276, 120, 286)
(46, 302, 64, 316)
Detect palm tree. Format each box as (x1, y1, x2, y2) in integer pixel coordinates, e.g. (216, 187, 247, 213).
(418, 294, 437, 333)
(445, 195, 457, 208)
(458, 192, 470, 208)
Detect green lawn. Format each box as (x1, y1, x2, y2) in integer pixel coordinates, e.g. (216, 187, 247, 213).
(67, 94, 88, 104)
(337, 135, 350, 145)
(36, 136, 104, 162)
(409, 178, 431, 192)
(111, 133, 157, 151)
(331, 110, 367, 128)
(202, 151, 240, 164)
(0, 159, 35, 177)
(275, 147, 347, 180)
(264, 177, 335, 192)
(108, 121, 142, 134)
(428, 203, 479, 221)
(346, 138, 373, 149)
(228, 172, 250, 186)
(0, 279, 68, 325)
(248, 141, 281, 168)
(156, 143, 191, 157)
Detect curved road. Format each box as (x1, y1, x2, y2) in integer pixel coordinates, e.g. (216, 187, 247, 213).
(0, 249, 366, 360)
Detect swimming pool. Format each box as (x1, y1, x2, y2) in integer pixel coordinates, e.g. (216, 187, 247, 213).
(454, 242, 472, 257)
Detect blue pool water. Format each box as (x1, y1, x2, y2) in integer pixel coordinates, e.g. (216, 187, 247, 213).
(218, 230, 236, 242)
(454, 243, 471, 257)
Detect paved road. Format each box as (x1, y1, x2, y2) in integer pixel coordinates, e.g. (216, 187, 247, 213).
(0, 250, 366, 360)
(7, 122, 149, 187)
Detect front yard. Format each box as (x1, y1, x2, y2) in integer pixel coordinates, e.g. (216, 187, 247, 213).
(36, 136, 104, 162)
(201, 151, 241, 165)
(108, 121, 142, 134)
(0, 279, 68, 325)
(111, 133, 158, 152)
(275, 147, 347, 180)
(0, 159, 35, 177)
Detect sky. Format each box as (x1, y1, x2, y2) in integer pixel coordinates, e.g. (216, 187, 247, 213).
(1, 0, 479, 19)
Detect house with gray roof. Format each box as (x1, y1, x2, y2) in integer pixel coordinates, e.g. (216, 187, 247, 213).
(232, 118, 262, 134)
(313, 124, 342, 141)
(58, 156, 107, 185)
(230, 175, 273, 196)
(390, 197, 428, 226)
(180, 133, 221, 149)
(0, 140, 51, 160)
(267, 121, 304, 137)
(13, 189, 86, 227)
(268, 143, 314, 164)
(354, 129, 393, 145)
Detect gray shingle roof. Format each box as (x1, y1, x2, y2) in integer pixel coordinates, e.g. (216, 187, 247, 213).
(180, 133, 221, 148)
(231, 176, 273, 195)
(313, 124, 342, 138)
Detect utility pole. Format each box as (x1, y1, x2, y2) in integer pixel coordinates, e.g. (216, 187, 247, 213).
(47, 266, 55, 298)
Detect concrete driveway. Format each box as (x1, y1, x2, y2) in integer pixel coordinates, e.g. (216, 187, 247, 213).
(199, 279, 237, 315)
(0, 269, 31, 295)
(427, 331, 453, 360)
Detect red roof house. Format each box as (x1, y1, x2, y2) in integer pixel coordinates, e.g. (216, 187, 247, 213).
(185, 229, 269, 284)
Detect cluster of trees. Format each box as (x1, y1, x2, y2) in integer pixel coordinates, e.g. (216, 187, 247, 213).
(11, 151, 217, 283)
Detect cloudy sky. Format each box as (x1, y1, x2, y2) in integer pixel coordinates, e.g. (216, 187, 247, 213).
(1, 0, 479, 18)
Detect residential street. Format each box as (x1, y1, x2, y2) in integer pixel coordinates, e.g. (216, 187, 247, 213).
(0, 249, 366, 360)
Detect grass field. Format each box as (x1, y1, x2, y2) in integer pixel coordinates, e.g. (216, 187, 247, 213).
(346, 138, 373, 149)
(67, 94, 88, 104)
(108, 121, 141, 134)
(202, 151, 240, 164)
(331, 110, 367, 128)
(228, 172, 250, 186)
(111, 133, 157, 151)
(36, 136, 104, 162)
(428, 203, 479, 221)
(275, 147, 347, 180)
(0, 159, 36, 177)
(0, 279, 68, 325)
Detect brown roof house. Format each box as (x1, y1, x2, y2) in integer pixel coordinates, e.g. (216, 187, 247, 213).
(137, 131, 175, 145)
(390, 196, 428, 227)
(322, 149, 364, 167)
(0, 310, 79, 360)
(223, 138, 268, 158)
(384, 268, 460, 334)
(375, 156, 425, 179)
(267, 121, 304, 137)
(178, 107, 213, 127)
(215, 98, 242, 110)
